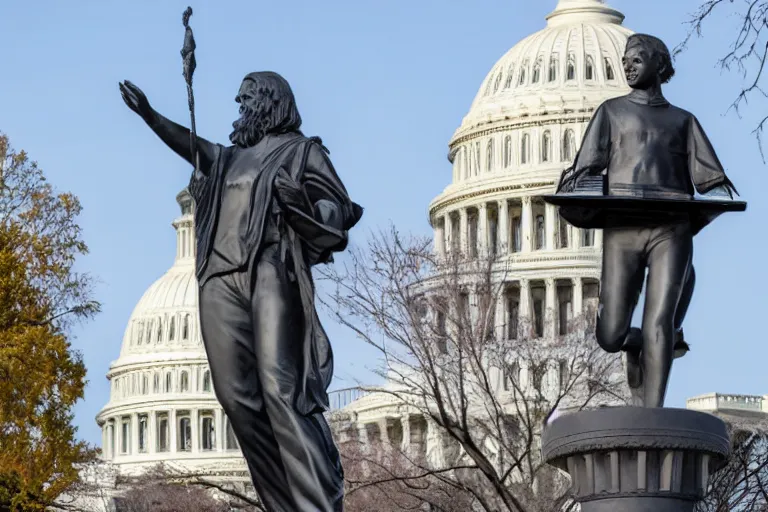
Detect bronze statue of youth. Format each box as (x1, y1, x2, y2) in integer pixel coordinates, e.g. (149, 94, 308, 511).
(119, 72, 362, 512)
(546, 34, 744, 408)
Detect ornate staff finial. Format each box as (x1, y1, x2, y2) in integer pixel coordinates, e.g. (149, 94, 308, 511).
(182, 6, 193, 27)
(180, 6, 199, 172)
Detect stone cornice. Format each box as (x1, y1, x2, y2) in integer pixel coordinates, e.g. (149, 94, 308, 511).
(429, 181, 556, 217)
(97, 396, 223, 421)
(449, 109, 596, 150)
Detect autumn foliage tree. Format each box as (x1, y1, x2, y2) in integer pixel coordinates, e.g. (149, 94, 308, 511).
(0, 133, 99, 510)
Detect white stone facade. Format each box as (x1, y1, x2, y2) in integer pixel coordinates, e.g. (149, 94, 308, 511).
(687, 393, 768, 416)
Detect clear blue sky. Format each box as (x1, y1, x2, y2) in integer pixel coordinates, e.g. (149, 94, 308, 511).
(0, 0, 765, 446)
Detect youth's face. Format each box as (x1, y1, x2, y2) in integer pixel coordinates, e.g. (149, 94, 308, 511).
(622, 45, 659, 89)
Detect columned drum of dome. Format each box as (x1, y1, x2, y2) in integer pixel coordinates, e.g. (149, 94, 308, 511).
(429, 0, 633, 339)
(95, 189, 250, 480)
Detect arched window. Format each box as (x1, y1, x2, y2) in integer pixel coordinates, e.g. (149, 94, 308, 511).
(542, 131, 551, 162)
(484, 76, 494, 96)
(566, 55, 576, 80)
(548, 57, 558, 82)
(535, 215, 545, 250)
(486, 139, 494, 171)
(145, 323, 152, 344)
(519, 62, 527, 85)
(156, 317, 162, 343)
(202, 370, 212, 392)
(585, 56, 595, 80)
(157, 414, 169, 452)
(178, 416, 192, 452)
(153, 373, 160, 393)
(201, 413, 216, 451)
(532, 60, 541, 83)
(521, 133, 530, 164)
(180, 371, 189, 392)
(169, 317, 175, 341)
(493, 72, 503, 93)
(604, 58, 615, 80)
(107, 420, 116, 459)
(165, 372, 172, 393)
(582, 229, 595, 247)
(562, 129, 576, 162)
(504, 65, 515, 88)
(474, 142, 481, 176)
(503, 136, 513, 168)
(182, 314, 190, 340)
(142, 374, 149, 395)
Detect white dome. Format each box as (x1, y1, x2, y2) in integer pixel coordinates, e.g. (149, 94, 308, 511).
(339, 2, 633, 465)
(426, 0, 633, 348)
(114, 189, 201, 366)
(454, 0, 631, 141)
(96, 189, 248, 480)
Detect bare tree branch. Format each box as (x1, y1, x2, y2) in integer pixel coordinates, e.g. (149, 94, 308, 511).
(675, 0, 768, 159)
(320, 225, 626, 511)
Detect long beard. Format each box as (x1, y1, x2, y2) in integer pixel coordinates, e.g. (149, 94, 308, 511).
(229, 107, 269, 148)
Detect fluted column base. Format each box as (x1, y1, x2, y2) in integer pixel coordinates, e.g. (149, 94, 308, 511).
(541, 407, 730, 512)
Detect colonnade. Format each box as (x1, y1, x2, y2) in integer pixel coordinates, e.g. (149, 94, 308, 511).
(102, 407, 238, 460)
(433, 196, 602, 259)
(353, 412, 434, 457)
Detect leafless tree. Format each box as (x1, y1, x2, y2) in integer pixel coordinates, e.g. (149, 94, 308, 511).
(675, 0, 768, 157)
(336, 435, 476, 512)
(696, 418, 768, 511)
(319, 226, 627, 512)
(52, 463, 265, 512)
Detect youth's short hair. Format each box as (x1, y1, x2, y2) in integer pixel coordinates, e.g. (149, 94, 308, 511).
(626, 34, 675, 84)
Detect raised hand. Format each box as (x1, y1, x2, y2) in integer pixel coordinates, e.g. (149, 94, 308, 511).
(118, 79, 215, 172)
(119, 80, 153, 121)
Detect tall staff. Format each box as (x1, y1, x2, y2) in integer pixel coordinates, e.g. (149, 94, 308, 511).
(180, 6, 200, 173)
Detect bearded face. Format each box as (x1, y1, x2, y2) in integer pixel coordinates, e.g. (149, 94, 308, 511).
(229, 81, 272, 148)
(229, 74, 303, 148)
(229, 104, 270, 148)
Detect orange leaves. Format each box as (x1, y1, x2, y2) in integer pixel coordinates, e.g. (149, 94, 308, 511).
(0, 133, 98, 509)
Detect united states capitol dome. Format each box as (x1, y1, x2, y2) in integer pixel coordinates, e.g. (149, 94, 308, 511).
(454, 0, 631, 140)
(116, 189, 200, 364)
(96, 189, 248, 481)
(337, 0, 634, 469)
(428, 0, 633, 358)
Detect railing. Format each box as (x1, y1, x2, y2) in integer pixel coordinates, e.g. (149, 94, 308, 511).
(328, 387, 369, 410)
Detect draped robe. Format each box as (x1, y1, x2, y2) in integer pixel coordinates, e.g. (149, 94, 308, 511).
(188, 133, 363, 415)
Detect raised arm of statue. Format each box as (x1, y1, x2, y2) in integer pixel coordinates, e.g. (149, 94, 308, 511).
(119, 80, 216, 174)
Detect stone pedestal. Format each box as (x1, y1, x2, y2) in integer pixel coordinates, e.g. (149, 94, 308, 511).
(541, 407, 730, 512)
